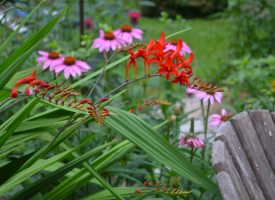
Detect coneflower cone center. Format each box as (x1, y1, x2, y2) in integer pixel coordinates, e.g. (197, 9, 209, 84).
(221, 116, 227, 121)
(64, 57, 76, 66)
(121, 25, 132, 32)
(206, 91, 215, 95)
(171, 40, 178, 46)
(104, 32, 115, 40)
(48, 52, 60, 59)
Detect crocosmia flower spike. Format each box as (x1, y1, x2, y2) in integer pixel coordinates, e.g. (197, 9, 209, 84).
(11, 70, 36, 98)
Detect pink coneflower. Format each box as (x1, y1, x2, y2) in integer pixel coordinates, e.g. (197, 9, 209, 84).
(113, 25, 143, 43)
(209, 109, 227, 127)
(84, 19, 94, 30)
(53, 57, 91, 79)
(186, 88, 223, 105)
(179, 135, 205, 149)
(164, 40, 191, 56)
(91, 30, 125, 52)
(128, 12, 141, 26)
(36, 51, 63, 71)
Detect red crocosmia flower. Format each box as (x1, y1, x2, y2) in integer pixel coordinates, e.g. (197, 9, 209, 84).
(149, 41, 170, 70)
(177, 52, 194, 76)
(126, 49, 140, 80)
(139, 38, 154, 75)
(172, 71, 190, 86)
(11, 70, 36, 98)
(158, 56, 177, 80)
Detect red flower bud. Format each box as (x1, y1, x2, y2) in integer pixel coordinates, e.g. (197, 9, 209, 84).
(135, 190, 142, 195)
(78, 99, 91, 104)
(25, 87, 30, 96)
(11, 88, 18, 98)
(100, 98, 108, 102)
(143, 180, 151, 187)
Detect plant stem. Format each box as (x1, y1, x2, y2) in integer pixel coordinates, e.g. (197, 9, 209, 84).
(107, 51, 111, 94)
(200, 99, 205, 124)
(187, 148, 194, 200)
(204, 99, 210, 139)
(86, 51, 116, 99)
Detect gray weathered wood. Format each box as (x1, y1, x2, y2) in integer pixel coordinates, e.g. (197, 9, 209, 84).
(215, 121, 265, 200)
(230, 111, 275, 200)
(212, 140, 249, 200)
(249, 110, 275, 174)
(216, 171, 241, 200)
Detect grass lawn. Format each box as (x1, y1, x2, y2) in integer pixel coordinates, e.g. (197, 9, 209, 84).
(138, 17, 232, 83)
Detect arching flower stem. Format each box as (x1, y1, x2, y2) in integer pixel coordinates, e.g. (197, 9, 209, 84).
(86, 51, 117, 99)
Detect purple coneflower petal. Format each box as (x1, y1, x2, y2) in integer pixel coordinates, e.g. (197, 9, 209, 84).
(54, 64, 66, 73)
(131, 31, 142, 40)
(49, 59, 62, 71)
(72, 66, 81, 76)
(209, 96, 215, 105)
(38, 51, 49, 56)
(76, 60, 91, 70)
(99, 29, 104, 38)
(221, 109, 227, 116)
(92, 38, 105, 48)
(214, 92, 223, 103)
(209, 118, 222, 127)
(113, 29, 120, 35)
(110, 40, 119, 51)
(37, 56, 48, 66)
(122, 32, 132, 43)
(186, 88, 197, 93)
(203, 95, 210, 102)
(210, 114, 222, 118)
(43, 60, 52, 70)
(132, 28, 143, 34)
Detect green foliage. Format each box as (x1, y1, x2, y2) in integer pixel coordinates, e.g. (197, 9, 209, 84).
(225, 0, 275, 58)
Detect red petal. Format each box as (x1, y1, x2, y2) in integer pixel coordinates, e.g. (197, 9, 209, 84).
(159, 32, 165, 46)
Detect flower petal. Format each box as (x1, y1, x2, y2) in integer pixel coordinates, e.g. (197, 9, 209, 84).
(38, 51, 49, 56)
(75, 60, 91, 70)
(131, 31, 142, 40)
(43, 60, 52, 70)
(221, 109, 227, 116)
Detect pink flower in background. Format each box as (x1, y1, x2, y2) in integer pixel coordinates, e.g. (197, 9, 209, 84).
(186, 88, 223, 105)
(91, 30, 125, 52)
(209, 109, 227, 127)
(84, 19, 94, 30)
(37, 51, 63, 71)
(113, 25, 143, 43)
(128, 12, 141, 26)
(164, 40, 192, 56)
(53, 57, 91, 79)
(179, 135, 205, 149)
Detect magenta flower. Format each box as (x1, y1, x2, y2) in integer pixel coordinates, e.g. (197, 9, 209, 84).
(53, 57, 91, 79)
(179, 135, 205, 149)
(113, 25, 143, 43)
(128, 12, 141, 26)
(36, 51, 63, 71)
(91, 30, 125, 52)
(84, 19, 94, 30)
(209, 109, 227, 127)
(186, 88, 223, 105)
(164, 40, 192, 56)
